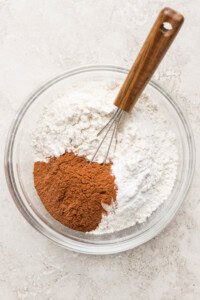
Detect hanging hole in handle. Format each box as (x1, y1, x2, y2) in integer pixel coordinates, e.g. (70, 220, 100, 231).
(160, 22, 173, 34)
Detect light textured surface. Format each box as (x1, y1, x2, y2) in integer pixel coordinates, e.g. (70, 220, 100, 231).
(1, 1, 200, 299)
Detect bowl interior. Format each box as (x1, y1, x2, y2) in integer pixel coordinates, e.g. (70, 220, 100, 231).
(5, 66, 195, 254)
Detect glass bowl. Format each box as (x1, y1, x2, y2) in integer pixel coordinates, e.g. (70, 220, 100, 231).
(5, 65, 195, 255)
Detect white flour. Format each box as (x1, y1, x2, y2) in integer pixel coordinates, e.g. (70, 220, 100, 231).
(32, 80, 178, 234)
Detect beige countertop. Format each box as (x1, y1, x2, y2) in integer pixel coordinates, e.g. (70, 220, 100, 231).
(1, 1, 200, 299)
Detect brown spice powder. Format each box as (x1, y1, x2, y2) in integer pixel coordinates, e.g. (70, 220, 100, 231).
(34, 152, 117, 232)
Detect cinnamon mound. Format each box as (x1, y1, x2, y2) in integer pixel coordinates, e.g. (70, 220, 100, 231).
(34, 152, 117, 232)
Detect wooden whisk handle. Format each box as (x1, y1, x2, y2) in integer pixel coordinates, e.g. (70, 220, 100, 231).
(114, 7, 184, 112)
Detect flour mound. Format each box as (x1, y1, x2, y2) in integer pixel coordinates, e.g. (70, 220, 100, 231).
(32, 80, 178, 234)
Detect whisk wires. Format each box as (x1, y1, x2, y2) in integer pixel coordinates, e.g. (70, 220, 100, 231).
(90, 108, 124, 164)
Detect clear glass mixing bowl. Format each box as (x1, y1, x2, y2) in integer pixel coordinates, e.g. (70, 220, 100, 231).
(4, 65, 195, 255)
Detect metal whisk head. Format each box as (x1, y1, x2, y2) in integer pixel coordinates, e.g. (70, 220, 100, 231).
(90, 108, 124, 164)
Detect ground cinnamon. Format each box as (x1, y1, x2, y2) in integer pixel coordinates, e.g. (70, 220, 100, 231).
(34, 152, 117, 232)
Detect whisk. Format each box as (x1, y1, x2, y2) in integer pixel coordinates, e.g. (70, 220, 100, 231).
(90, 7, 184, 164)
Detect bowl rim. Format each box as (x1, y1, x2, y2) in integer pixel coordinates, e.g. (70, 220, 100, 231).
(4, 65, 196, 255)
